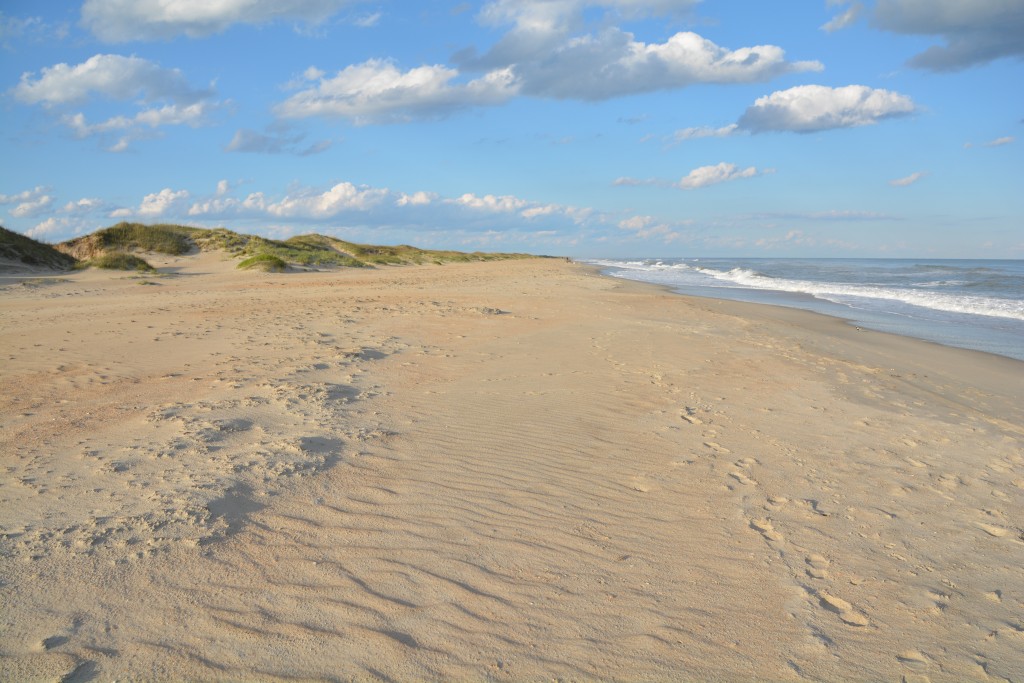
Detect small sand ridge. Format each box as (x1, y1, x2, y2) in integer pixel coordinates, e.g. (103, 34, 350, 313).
(2, 255, 1023, 681)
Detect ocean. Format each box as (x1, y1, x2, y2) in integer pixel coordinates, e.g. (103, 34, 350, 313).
(587, 258, 1024, 362)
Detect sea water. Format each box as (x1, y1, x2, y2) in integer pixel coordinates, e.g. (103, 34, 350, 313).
(587, 258, 1024, 362)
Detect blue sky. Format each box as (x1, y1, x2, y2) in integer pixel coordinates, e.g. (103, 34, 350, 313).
(1, 0, 1021, 257)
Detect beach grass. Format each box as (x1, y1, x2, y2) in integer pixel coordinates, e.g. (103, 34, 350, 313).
(0, 226, 78, 270)
(82, 252, 156, 271)
(237, 253, 288, 272)
(54, 222, 537, 270)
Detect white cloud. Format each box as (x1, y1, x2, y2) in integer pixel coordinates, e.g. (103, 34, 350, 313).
(265, 182, 389, 217)
(13, 54, 221, 150)
(615, 163, 771, 190)
(274, 59, 520, 124)
(62, 198, 103, 214)
(463, 1, 819, 100)
(0, 186, 48, 205)
(738, 84, 916, 133)
(111, 188, 191, 219)
(472, 0, 703, 68)
(64, 102, 218, 135)
(225, 128, 333, 155)
(872, 0, 1024, 70)
(983, 136, 1015, 147)
(396, 191, 436, 206)
(13, 54, 211, 107)
(514, 29, 822, 100)
(615, 214, 689, 241)
(11, 194, 53, 218)
(451, 193, 529, 213)
(279, 2, 820, 123)
(676, 163, 768, 190)
(889, 171, 927, 186)
(668, 123, 739, 144)
(353, 12, 381, 28)
(81, 0, 359, 42)
(2, 186, 56, 219)
(25, 217, 70, 240)
(821, 2, 863, 32)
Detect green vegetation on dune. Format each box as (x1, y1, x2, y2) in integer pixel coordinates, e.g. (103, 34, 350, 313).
(59, 222, 194, 258)
(0, 226, 78, 270)
(293, 235, 534, 266)
(82, 252, 155, 271)
(55, 222, 538, 272)
(237, 253, 288, 272)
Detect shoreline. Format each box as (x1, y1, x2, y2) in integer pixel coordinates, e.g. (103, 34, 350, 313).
(580, 261, 1024, 390)
(2, 256, 1022, 681)
(584, 259, 1024, 364)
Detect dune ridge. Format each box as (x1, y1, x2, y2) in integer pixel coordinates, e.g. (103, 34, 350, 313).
(1, 254, 1022, 682)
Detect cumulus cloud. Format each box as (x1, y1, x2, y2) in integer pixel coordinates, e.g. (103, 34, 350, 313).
(62, 198, 104, 214)
(13, 54, 221, 150)
(486, 29, 820, 101)
(13, 54, 211, 107)
(461, 0, 819, 100)
(451, 193, 529, 213)
(738, 84, 916, 133)
(280, 1, 819, 123)
(872, 0, 1024, 70)
(889, 171, 927, 186)
(111, 187, 191, 218)
(25, 217, 70, 240)
(1, 186, 54, 218)
(11, 194, 53, 218)
(0, 186, 48, 205)
(469, 0, 702, 69)
(64, 101, 218, 135)
(676, 163, 769, 189)
(615, 163, 771, 190)
(274, 59, 519, 124)
(81, 0, 359, 42)
(265, 182, 389, 217)
(396, 191, 436, 207)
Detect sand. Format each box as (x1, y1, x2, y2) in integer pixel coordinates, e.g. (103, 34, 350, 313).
(1, 254, 1022, 682)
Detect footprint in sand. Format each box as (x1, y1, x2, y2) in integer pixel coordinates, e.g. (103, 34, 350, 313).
(749, 517, 783, 542)
(729, 470, 757, 486)
(817, 591, 869, 626)
(704, 442, 730, 454)
(897, 650, 931, 670)
(806, 553, 830, 579)
(974, 522, 1009, 537)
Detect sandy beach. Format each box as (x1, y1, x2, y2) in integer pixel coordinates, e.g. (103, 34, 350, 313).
(1, 255, 1022, 682)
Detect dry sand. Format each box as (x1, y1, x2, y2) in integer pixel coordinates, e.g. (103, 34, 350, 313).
(1, 254, 1022, 682)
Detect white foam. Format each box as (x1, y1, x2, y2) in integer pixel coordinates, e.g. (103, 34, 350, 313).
(698, 267, 1024, 321)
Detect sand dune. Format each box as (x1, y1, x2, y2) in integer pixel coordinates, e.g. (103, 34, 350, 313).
(2, 255, 1022, 681)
